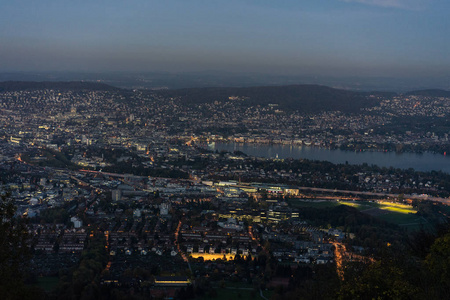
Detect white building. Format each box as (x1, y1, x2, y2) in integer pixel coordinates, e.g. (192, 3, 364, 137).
(112, 190, 122, 201)
(71, 216, 83, 228)
(160, 203, 170, 216)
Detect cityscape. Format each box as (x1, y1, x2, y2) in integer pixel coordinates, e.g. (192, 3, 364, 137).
(0, 82, 449, 300)
(1, 0, 450, 299)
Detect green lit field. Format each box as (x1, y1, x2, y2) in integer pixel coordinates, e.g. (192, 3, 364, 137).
(377, 201, 416, 214)
(338, 200, 380, 210)
(339, 200, 417, 214)
(288, 199, 341, 208)
(289, 199, 379, 210)
(289, 199, 425, 229)
(341, 200, 427, 229)
(290, 199, 417, 212)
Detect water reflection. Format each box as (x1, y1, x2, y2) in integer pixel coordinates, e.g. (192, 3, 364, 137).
(209, 142, 450, 173)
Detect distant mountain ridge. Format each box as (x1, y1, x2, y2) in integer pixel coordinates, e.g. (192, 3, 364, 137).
(0, 81, 121, 92)
(405, 89, 450, 97)
(2, 81, 448, 114)
(154, 84, 385, 113)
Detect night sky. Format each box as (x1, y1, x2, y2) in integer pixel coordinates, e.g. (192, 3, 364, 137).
(1, 0, 449, 78)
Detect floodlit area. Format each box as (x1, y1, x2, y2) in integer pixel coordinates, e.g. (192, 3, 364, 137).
(190, 253, 241, 261)
(339, 200, 417, 215)
(377, 201, 417, 214)
(339, 201, 359, 208)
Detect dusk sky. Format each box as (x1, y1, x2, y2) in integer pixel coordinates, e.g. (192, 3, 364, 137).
(1, 0, 449, 78)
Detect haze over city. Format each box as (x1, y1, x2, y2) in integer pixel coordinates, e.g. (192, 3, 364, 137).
(1, 0, 449, 81)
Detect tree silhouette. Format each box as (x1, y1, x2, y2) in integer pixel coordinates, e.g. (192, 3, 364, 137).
(0, 194, 42, 299)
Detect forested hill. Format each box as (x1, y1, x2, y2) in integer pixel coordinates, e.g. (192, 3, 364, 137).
(3, 81, 448, 113)
(0, 81, 121, 92)
(154, 84, 384, 113)
(405, 89, 450, 97)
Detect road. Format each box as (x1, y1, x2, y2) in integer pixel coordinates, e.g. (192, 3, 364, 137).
(333, 242, 346, 281)
(175, 220, 192, 274)
(333, 241, 376, 281)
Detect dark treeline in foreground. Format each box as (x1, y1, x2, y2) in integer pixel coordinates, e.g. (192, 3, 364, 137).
(1, 192, 450, 300)
(280, 225, 450, 300)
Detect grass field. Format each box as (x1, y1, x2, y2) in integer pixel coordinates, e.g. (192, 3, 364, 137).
(339, 200, 417, 216)
(340, 200, 423, 228)
(339, 201, 380, 210)
(378, 212, 421, 224)
(288, 199, 341, 209)
(377, 201, 417, 214)
(289, 199, 424, 229)
(289, 199, 381, 210)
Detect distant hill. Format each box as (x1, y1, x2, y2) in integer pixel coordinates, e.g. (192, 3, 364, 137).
(0, 81, 121, 92)
(405, 89, 450, 97)
(155, 84, 383, 113)
(8, 81, 450, 114)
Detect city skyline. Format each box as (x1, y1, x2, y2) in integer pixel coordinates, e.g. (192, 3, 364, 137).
(1, 0, 449, 79)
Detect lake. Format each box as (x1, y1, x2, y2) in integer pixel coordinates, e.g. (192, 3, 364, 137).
(207, 142, 450, 174)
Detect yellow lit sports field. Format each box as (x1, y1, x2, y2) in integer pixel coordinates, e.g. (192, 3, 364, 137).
(377, 201, 417, 214)
(339, 200, 417, 214)
(339, 200, 426, 229)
